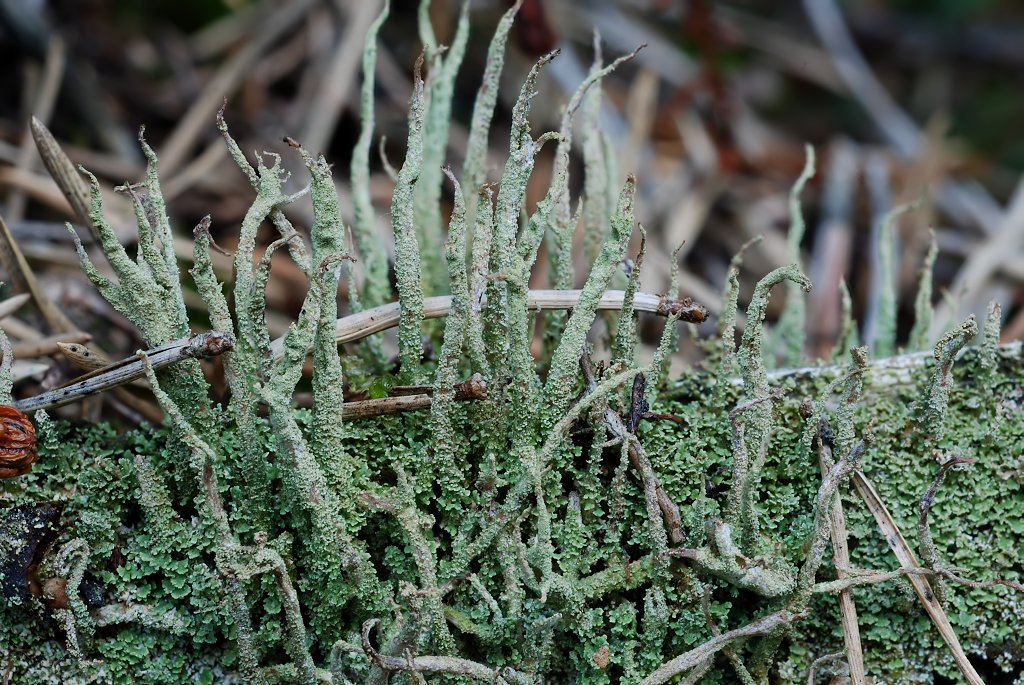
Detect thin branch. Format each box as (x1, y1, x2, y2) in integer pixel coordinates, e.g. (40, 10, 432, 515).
(358, 620, 528, 684)
(638, 610, 804, 685)
(268, 289, 708, 361)
(14, 332, 233, 412)
(849, 469, 985, 685)
(815, 419, 866, 685)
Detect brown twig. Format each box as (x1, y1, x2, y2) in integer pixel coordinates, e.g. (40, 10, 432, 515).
(580, 353, 685, 545)
(815, 418, 866, 685)
(918, 454, 976, 606)
(638, 609, 804, 685)
(336, 375, 487, 420)
(13, 332, 233, 413)
(269, 290, 709, 361)
(357, 619, 527, 684)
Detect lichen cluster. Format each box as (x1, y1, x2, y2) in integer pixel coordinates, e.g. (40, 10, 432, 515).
(2, 2, 1023, 684)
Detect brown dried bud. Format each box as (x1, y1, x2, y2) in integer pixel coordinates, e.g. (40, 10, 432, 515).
(41, 577, 69, 610)
(591, 645, 611, 670)
(799, 397, 814, 418)
(0, 405, 37, 479)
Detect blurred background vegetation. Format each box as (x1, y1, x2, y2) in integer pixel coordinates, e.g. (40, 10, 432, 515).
(1, 0, 1023, 418)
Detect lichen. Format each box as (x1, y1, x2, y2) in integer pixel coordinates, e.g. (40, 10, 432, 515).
(2, 7, 1023, 685)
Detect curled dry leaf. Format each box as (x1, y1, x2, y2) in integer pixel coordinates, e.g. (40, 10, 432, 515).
(0, 405, 37, 478)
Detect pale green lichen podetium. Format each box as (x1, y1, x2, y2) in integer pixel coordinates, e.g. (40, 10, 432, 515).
(832, 277, 859, 362)
(581, 33, 612, 264)
(53, 539, 92, 660)
(258, 261, 387, 641)
(908, 228, 938, 351)
(390, 57, 428, 382)
(190, 216, 272, 530)
(299, 148, 361, 510)
(646, 241, 686, 405)
(872, 198, 920, 357)
(776, 144, 815, 366)
(137, 131, 190, 331)
(467, 184, 494, 377)
(916, 315, 978, 444)
(979, 300, 1002, 381)
(461, 0, 521, 225)
(544, 176, 636, 422)
(488, 49, 559, 390)
(349, 0, 391, 309)
(140, 354, 316, 685)
(735, 264, 810, 548)
(716, 235, 761, 377)
(430, 168, 471, 496)
(413, 0, 469, 296)
(612, 227, 646, 367)
(835, 346, 868, 460)
(217, 111, 311, 274)
(68, 153, 213, 437)
(516, 44, 642, 272)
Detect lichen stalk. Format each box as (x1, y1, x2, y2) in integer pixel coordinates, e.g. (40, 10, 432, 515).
(647, 241, 687, 403)
(872, 199, 919, 357)
(544, 176, 635, 421)
(138, 355, 274, 685)
(516, 44, 643, 271)
(777, 144, 815, 366)
(467, 184, 494, 378)
(430, 168, 472, 497)
(53, 538, 93, 656)
(488, 49, 559, 381)
(189, 216, 272, 530)
(979, 300, 1001, 381)
(916, 315, 978, 443)
(613, 228, 646, 367)
(736, 264, 810, 547)
(299, 148, 359, 508)
(908, 229, 938, 351)
(581, 33, 610, 263)
(833, 278, 859, 361)
(717, 236, 761, 374)
(137, 130, 189, 331)
(71, 161, 213, 435)
(350, 0, 392, 309)
(794, 442, 864, 605)
(391, 57, 429, 382)
(461, 0, 522, 218)
(217, 112, 311, 273)
(413, 0, 470, 295)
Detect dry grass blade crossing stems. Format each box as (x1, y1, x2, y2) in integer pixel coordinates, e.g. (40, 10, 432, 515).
(815, 422, 866, 685)
(13, 332, 233, 413)
(849, 470, 984, 684)
(268, 289, 707, 361)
